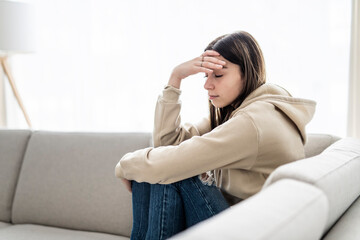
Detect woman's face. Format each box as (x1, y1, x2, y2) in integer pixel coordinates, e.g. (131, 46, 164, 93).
(204, 56, 244, 108)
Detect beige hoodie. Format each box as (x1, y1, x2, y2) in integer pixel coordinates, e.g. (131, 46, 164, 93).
(115, 84, 316, 199)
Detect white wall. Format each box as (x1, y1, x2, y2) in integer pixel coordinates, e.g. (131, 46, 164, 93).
(5, 0, 351, 136)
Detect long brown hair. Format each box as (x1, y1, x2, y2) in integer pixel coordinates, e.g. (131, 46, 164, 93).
(205, 31, 266, 129)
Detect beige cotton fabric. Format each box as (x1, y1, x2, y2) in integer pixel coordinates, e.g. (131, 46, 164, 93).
(116, 83, 316, 199)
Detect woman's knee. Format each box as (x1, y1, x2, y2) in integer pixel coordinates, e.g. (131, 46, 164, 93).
(131, 181, 151, 194)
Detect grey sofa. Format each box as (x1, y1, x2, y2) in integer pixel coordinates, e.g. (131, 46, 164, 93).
(0, 130, 359, 240)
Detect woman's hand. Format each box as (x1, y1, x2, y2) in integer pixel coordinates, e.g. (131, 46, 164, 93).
(168, 50, 226, 89)
(121, 178, 132, 193)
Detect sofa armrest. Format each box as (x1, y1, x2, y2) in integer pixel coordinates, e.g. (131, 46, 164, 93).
(172, 179, 328, 240)
(263, 138, 360, 233)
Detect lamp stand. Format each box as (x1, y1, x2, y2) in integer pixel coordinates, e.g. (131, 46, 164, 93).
(0, 69, 6, 126)
(0, 56, 32, 128)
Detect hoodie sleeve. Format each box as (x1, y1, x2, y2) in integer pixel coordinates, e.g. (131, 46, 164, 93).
(153, 85, 211, 147)
(115, 112, 259, 184)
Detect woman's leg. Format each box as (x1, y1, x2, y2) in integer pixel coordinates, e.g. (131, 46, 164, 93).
(131, 181, 186, 240)
(130, 181, 151, 240)
(131, 177, 229, 239)
(146, 184, 185, 240)
(176, 176, 230, 228)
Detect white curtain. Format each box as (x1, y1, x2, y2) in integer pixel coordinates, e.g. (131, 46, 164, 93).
(348, 0, 360, 138)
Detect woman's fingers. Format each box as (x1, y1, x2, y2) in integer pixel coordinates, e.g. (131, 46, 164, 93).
(198, 66, 214, 75)
(121, 178, 132, 193)
(199, 58, 225, 69)
(198, 51, 226, 72)
(203, 56, 226, 65)
(202, 49, 221, 56)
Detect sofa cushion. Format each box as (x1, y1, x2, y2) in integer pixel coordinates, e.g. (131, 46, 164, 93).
(0, 222, 11, 228)
(11, 131, 152, 237)
(264, 138, 360, 232)
(0, 130, 31, 222)
(173, 179, 328, 240)
(304, 133, 340, 158)
(0, 224, 128, 240)
(323, 195, 360, 240)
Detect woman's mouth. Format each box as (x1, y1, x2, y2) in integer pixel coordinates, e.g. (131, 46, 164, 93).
(209, 95, 219, 100)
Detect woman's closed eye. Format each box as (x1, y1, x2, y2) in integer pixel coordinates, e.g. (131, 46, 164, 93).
(204, 74, 223, 78)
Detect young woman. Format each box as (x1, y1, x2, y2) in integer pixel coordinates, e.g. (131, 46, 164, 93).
(115, 31, 316, 239)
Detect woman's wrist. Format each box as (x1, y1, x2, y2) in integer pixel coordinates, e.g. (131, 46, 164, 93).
(168, 73, 182, 89)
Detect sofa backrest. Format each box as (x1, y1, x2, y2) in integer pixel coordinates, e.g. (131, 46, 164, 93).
(11, 131, 152, 237)
(0, 130, 31, 222)
(263, 138, 360, 233)
(304, 133, 340, 158)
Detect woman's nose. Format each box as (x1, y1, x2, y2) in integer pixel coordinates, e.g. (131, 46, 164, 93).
(204, 76, 215, 90)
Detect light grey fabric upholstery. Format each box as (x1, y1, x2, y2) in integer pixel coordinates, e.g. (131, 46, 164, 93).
(0, 130, 31, 222)
(323, 196, 360, 240)
(304, 133, 340, 158)
(0, 224, 128, 240)
(218, 133, 341, 208)
(264, 138, 360, 232)
(11, 131, 152, 237)
(173, 179, 328, 240)
(0, 222, 11, 228)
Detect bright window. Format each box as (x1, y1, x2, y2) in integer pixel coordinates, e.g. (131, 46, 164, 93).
(6, 0, 351, 137)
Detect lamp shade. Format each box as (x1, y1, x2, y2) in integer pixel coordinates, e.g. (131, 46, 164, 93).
(0, 0, 35, 55)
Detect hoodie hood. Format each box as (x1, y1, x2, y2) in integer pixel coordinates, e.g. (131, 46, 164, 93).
(233, 84, 316, 144)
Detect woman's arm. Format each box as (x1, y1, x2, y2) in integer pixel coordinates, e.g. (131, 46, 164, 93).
(152, 86, 210, 147)
(116, 112, 259, 184)
(153, 50, 226, 147)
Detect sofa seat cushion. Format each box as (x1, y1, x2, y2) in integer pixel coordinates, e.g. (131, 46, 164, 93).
(263, 138, 360, 232)
(0, 222, 11, 228)
(173, 179, 328, 240)
(0, 130, 31, 222)
(323, 195, 360, 240)
(0, 224, 128, 240)
(11, 131, 152, 237)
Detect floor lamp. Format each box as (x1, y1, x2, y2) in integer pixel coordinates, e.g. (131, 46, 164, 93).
(0, 57, 32, 127)
(0, 1, 35, 128)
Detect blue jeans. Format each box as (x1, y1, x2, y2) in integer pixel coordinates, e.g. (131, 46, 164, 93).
(130, 176, 230, 240)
